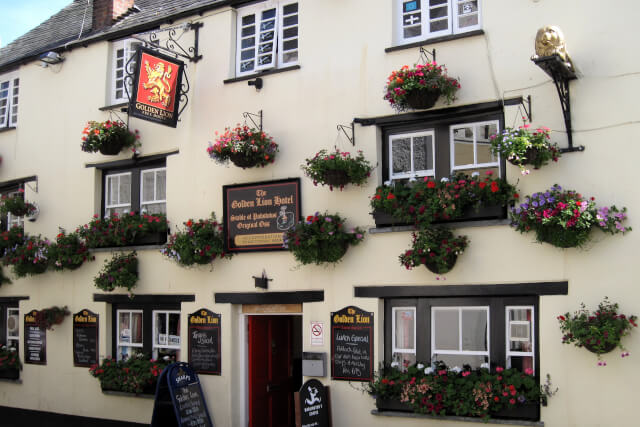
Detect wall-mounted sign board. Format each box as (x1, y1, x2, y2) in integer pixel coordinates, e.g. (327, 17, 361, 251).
(223, 178, 301, 252)
(73, 309, 99, 367)
(188, 309, 221, 375)
(24, 310, 46, 365)
(330, 306, 373, 381)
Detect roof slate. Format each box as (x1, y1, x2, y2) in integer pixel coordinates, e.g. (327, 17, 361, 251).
(0, 0, 229, 72)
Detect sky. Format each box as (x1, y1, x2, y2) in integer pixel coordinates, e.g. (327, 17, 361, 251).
(0, 0, 74, 48)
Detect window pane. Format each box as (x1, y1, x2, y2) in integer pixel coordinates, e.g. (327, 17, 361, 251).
(241, 38, 256, 49)
(509, 356, 534, 372)
(283, 15, 298, 26)
(242, 26, 256, 37)
(7, 309, 19, 339)
(509, 308, 533, 351)
(242, 14, 255, 25)
(241, 49, 256, 60)
(131, 312, 143, 344)
(142, 171, 155, 202)
(283, 39, 298, 50)
(283, 51, 298, 63)
(413, 135, 433, 172)
(391, 138, 411, 175)
(169, 313, 180, 345)
(461, 309, 487, 351)
(283, 27, 298, 38)
(404, 26, 422, 39)
(258, 55, 273, 65)
(430, 0, 447, 5)
(262, 8, 276, 19)
(435, 354, 487, 369)
(430, 6, 448, 19)
(433, 309, 458, 351)
(241, 60, 255, 72)
(476, 123, 498, 164)
(283, 3, 298, 14)
(458, 13, 478, 28)
(258, 43, 273, 54)
(458, 0, 478, 14)
(141, 202, 166, 215)
(119, 174, 131, 204)
(430, 18, 448, 32)
(119, 312, 131, 343)
(260, 20, 275, 31)
(392, 352, 416, 371)
(260, 31, 275, 42)
(453, 126, 474, 166)
(394, 309, 415, 350)
(156, 170, 166, 200)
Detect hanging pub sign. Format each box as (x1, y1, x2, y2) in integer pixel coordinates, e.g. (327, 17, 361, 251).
(73, 309, 99, 367)
(129, 46, 184, 128)
(188, 309, 221, 375)
(150, 362, 214, 427)
(330, 306, 373, 382)
(223, 178, 301, 252)
(24, 310, 46, 365)
(295, 379, 331, 427)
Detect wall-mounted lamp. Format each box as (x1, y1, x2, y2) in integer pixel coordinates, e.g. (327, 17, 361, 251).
(247, 77, 263, 91)
(39, 51, 64, 67)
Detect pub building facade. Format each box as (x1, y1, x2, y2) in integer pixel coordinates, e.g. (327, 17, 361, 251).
(0, 1, 638, 426)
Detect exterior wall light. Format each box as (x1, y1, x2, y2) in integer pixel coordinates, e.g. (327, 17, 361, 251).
(39, 51, 64, 66)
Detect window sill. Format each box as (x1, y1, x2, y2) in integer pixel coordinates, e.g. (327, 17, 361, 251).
(0, 126, 17, 133)
(385, 30, 485, 53)
(223, 65, 301, 84)
(98, 102, 128, 112)
(0, 378, 22, 384)
(102, 390, 155, 399)
(90, 244, 164, 253)
(369, 218, 510, 234)
(371, 409, 543, 426)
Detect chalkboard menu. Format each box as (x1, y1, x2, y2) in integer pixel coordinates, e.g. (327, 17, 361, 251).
(296, 379, 330, 427)
(24, 310, 46, 365)
(223, 178, 301, 252)
(73, 309, 99, 367)
(330, 306, 373, 381)
(151, 362, 214, 427)
(188, 309, 221, 375)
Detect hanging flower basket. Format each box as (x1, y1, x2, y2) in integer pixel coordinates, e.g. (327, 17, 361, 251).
(404, 88, 441, 110)
(424, 253, 457, 275)
(35, 306, 71, 330)
(534, 224, 591, 249)
(229, 152, 261, 169)
(207, 125, 278, 168)
(81, 120, 140, 155)
(583, 341, 617, 355)
(490, 125, 560, 175)
(98, 138, 126, 155)
(302, 148, 374, 190)
(399, 227, 468, 275)
(94, 251, 138, 294)
(322, 170, 350, 187)
(0, 190, 37, 217)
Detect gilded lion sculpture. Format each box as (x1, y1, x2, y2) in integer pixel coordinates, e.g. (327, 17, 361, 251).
(531, 25, 574, 70)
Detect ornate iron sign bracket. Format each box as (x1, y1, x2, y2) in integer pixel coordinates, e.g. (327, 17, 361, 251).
(131, 22, 203, 63)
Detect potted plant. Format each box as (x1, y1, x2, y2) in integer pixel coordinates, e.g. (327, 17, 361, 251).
(384, 62, 460, 112)
(35, 306, 70, 330)
(283, 212, 365, 265)
(0, 226, 24, 258)
(301, 148, 374, 190)
(94, 251, 138, 294)
(48, 230, 94, 271)
(89, 354, 172, 394)
(0, 189, 37, 217)
(510, 184, 630, 248)
(77, 212, 168, 248)
(3, 234, 50, 277)
(399, 226, 469, 274)
(0, 344, 22, 380)
(161, 214, 233, 266)
(371, 172, 517, 227)
(490, 123, 561, 175)
(81, 120, 140, 155)
(207, 125, 278, 168)
(558, 297, 637, 364)
(368, 362, 541, 421)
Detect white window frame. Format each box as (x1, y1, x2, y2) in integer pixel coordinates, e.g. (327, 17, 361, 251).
(6, 307, 19, 349)
(431, 306, 490, 366)
(389, 130, 436, 183)
(109, 38, 141, 105)
(395, 0, 482, 45)
(0, 70, 19, 128)
(392, 307, 417, 364)
(116, 309, 144, 360)
(105, 172, 133, 217)
(505, 306, 535, 373)
(450, 119, 500, 172)
(140, 167, 167, 214)
(4, 189, 24, 230)
(235, 1, 299, 77)
(152, 310, 181, 359)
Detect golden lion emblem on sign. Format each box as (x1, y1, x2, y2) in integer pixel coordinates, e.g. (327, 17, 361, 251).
(531, 25, 574, 69)
(143, 60, 172, 108)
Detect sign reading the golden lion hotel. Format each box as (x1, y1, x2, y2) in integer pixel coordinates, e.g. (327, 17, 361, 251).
(129, 47, 184, 128)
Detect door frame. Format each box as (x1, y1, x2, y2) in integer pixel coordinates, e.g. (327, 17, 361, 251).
(240, 312, 303, 427)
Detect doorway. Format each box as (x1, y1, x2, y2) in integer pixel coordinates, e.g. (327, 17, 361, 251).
(248, 315, 302, 427)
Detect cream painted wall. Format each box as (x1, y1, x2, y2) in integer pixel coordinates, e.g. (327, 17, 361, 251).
(1, 0, 639, 426)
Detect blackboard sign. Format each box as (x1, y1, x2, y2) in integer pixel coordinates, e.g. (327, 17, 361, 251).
(151, 362, 213, 427)
(295, 379, 330, 427)
(330, 306, 373, 381)
(73, 309, 99, 367)
(188, 309, 221, 375)
(223, 178, 301, 252)
(24, 310, 46, 365)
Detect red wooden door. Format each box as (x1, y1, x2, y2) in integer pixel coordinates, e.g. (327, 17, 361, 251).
(248, 316, 294, 427)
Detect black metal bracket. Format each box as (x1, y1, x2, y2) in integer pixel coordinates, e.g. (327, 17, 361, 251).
(419, 47, 436, 64)
(532, 55, 584, 153)
(520, 95, 532, 122)
(243, 110, 263, 131)
(336, 122, 355, 146)
(253, 270, 272, 289)
(248, 77, 263, 90)
(132, 22, 203, 63)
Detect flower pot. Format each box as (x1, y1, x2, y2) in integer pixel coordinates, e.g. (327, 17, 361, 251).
(323, 170, 350, 187)
(98, 137, 125, 155)
(0, 368, 20, 380)
(371, 210, 409, 227)
(492, 402, 540, 421)
(405, 88, 441, 110)
(375, 397, 413, 412)
(508, 147, 540, 167)
(229, 152, 259, 168)
(132, 231, 167, 246)
(535, 225, 592, 248)
(583, 341, 617, 354)
(424, 254, 457, 274)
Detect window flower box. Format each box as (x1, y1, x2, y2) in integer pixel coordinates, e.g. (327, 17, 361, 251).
(0, 367, 19, 380)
